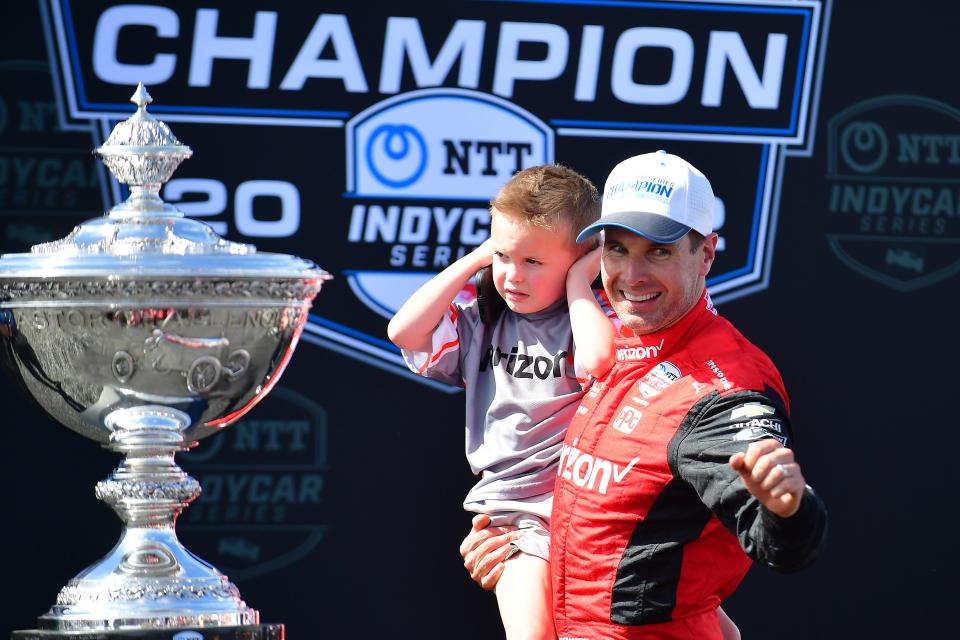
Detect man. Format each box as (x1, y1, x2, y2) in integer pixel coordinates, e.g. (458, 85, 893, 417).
(461, 150, 827, 640)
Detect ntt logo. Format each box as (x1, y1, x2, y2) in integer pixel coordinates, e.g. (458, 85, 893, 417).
(346, 88, 553, 200)
(365, 124, 428, 188)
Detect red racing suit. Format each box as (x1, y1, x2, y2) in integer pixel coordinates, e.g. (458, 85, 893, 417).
(551, 294, 827, 639)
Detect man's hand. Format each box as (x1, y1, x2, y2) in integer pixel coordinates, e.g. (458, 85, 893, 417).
(459, 514, 522, 590)
(729, 439, 806, 518)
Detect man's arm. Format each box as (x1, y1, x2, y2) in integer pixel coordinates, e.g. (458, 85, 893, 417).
(566, 246, 616, 378)
(671, 391, 828, 572)
(387, 240, 492, 353)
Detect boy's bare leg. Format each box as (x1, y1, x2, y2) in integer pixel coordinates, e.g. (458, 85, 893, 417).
(494, 551, 556, 640)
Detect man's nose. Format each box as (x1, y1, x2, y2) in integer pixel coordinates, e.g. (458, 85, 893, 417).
(623, 257, 648, 284)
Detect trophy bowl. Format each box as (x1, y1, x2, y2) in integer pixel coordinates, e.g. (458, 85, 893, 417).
(0, 85, 329, 635)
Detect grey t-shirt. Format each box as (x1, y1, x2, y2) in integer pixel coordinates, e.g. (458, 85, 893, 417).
(403, 295, 611, 519)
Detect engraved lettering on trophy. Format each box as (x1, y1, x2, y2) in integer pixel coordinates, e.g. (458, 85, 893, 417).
(259, 309, 278, 329)
(65, 309, 86, 329)
(31, 310, 48, 330)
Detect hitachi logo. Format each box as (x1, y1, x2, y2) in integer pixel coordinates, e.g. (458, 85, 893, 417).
(732, 418, 782, 433)
(557, 440, 640, 495)
(616, 340, 665, 361)
(480, 345, 567, 379)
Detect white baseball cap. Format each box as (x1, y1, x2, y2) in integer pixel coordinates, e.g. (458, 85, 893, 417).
(577, 150, 715, 244)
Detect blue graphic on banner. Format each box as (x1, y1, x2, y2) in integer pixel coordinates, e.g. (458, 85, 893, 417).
(366, 124, 429, 188)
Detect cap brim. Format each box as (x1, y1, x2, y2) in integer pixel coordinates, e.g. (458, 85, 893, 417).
(576, 210, 692, 244)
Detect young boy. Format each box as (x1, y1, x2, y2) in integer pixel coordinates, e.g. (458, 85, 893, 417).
(388, 165, 739, 640)
(388, 164, 614, 640)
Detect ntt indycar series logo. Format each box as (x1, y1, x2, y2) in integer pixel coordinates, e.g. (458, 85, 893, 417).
(343, 89, 552, 319)
(825, 95, 960, 291)
(179, 387, 329, 580)
(39, 0, 830, 386)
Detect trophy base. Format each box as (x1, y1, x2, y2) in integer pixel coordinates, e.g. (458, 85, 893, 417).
(11, 624, 284, 640)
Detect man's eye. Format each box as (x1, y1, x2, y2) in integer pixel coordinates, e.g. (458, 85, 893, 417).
(651, 248, 672, 258)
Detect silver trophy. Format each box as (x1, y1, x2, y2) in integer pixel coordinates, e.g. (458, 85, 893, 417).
(0, 84, 329, 636)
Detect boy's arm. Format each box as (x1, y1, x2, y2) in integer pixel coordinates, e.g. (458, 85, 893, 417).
(566, 246, 616, 378)
(387, 240, 493, 353)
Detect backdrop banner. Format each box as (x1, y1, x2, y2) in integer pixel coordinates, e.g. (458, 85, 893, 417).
(2, 1, 955, 637)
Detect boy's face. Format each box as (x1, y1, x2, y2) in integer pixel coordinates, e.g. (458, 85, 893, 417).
(489, 208, 580, 314)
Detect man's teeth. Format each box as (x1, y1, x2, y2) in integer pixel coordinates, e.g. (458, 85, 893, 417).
(623, 291, 659, 302)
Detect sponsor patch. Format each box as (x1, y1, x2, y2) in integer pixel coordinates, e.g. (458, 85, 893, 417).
(731, 417, 783, 433)
(558, 442, 641, 495)
(706, 358, 733, 391)
(616, 339, 665, 361)
(638, 361, 682, 398)
(612, 406, 642, 434)
(730, 403, 786, 445)
(732, 427, 787, 446)
(730, 403, 775, 420)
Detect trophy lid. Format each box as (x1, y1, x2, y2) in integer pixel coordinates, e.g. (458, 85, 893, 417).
(0, 84, 326, 281)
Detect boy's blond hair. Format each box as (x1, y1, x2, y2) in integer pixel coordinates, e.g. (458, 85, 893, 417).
(490, 164, 600, 245)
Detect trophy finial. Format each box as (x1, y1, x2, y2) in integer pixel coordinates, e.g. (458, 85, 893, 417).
(131, 82, 153, 109)
(94, 83, 192, 216)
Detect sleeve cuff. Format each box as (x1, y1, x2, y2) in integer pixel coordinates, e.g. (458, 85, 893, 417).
(760, 485, 821, 536)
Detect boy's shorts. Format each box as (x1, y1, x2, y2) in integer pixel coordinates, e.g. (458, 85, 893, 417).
(490, 512, 550, 561)
(465, 494, 552, 561)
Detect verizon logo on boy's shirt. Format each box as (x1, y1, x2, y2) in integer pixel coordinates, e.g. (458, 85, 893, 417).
(480, 345, 568, 379)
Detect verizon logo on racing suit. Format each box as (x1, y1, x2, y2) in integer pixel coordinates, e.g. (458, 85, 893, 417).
(616, 340, 665, 361)
(557, 440, 640, 495)
(480, 345, 567, 379)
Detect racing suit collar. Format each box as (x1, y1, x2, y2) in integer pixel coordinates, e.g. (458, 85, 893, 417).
(616, 290, 716, 356)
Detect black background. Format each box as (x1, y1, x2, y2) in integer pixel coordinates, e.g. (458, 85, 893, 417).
(1, 1, 957, 638)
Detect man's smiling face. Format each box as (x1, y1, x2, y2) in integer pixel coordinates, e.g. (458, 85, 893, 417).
(600, 227, 717, 335)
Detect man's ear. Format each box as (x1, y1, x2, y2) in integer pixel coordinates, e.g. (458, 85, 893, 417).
(700, 233, 719, 277)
